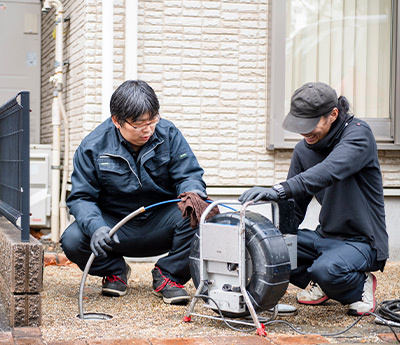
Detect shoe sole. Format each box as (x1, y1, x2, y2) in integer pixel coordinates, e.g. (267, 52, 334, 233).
(152, 290, 190, 305)
(101, 264, 131, 297)
(347, 273, 377, 316)
(102, 288, 128, 297)
(297, 295, 329, 305)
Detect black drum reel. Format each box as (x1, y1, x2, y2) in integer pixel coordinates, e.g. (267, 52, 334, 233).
(184, 200, 297, 335)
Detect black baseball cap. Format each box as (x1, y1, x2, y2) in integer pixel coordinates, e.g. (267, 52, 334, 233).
(282, 82, 338, 134)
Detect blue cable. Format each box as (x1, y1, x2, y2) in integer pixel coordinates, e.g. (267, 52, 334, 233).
(144, 198, 238, 212)
(205, 199, 237, 211)
(144, 199, 182, 210)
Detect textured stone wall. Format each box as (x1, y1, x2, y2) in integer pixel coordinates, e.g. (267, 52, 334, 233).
(0, 218, 43, 327)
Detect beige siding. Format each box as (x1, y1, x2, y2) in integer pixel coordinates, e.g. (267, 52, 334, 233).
(40, 0, 400, 189)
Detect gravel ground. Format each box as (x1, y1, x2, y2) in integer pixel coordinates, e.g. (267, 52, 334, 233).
(40, 249, 400, 344)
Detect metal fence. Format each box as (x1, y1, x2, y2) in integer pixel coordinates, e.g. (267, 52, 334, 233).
(0, 92, 30, 242)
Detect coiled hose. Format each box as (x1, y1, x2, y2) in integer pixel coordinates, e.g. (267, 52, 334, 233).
(78, 199, 181, 319)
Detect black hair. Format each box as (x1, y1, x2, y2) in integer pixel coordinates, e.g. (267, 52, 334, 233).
(322, 95, 350, 121)
(110, 80, 160, 125)
(337, 95, 350, 119)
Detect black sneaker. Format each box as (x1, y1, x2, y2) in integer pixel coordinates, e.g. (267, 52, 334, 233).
(102, 263, 131, 297)
(151, 266, 190, 305)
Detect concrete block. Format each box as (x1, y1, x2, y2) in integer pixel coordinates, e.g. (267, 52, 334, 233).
(0, 273, 41, 327)
(0, 217, 43, 327)
(0, 217, 43, 293)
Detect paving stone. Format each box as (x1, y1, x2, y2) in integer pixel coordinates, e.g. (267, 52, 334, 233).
(47, 341, 88, 345)
(88, 340, 149, 345)
(377, 332, 400, 343)
(149, 337, 213, 345)
(13, 326, 42, 338)
(208, 335, 273, 344)
(13, 338, 46, 345)
(0, 331, 13, 344)
(267, 334, 328, 344)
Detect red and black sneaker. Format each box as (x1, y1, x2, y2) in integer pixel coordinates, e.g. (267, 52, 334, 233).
(151, 266, 190, 305)
(102, 263, 131, 297)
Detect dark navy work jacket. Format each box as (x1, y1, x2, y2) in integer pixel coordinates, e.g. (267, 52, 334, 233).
(67, 118, 206, 236)
(282, 115, 388, 262)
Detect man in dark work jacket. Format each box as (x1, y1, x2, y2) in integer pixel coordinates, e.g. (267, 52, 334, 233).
(240, 82, 388, 316)
(61, 80, 207, 305)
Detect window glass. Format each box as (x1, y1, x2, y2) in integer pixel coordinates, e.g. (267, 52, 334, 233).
(285, 0, 393, 120)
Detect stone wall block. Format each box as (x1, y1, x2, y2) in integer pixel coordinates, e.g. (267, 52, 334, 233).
(0, 218, 43, 293)
(0, 218, 43, 327)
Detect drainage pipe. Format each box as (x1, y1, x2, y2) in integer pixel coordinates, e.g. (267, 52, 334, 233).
(58, 91, 69, 236)
(42, 0, 65, 242)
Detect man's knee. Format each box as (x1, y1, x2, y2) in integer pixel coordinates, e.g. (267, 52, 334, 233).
(60, 222, 88, 257)
(308, 255, 353, 296)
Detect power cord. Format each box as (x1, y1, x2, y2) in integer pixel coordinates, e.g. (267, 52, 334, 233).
(378, 300, 400, 323)
(193, 295, 400, 343)
(264, 311, 399, 342)
(195, 294, 255, 333)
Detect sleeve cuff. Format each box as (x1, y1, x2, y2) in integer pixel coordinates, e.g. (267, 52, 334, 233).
(281, 182, 292, 199)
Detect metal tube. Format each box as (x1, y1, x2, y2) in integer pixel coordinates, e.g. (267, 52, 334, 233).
(239, 201, 263, 330)
(78, 206, 145, 319)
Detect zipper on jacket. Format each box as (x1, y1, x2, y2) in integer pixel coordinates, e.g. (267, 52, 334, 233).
(101, 153, 142, 187)
(139, 139, 165, 163)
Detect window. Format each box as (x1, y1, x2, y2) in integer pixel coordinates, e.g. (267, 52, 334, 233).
(268, 0, 400, 149)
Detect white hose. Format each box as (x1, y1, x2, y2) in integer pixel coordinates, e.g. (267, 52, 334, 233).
(58, 91, 69, 235)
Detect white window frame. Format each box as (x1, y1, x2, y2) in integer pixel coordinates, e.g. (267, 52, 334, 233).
(268, 0, 400, 150)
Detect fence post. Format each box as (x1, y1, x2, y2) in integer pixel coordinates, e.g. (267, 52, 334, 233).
(20, 91, 30, 242)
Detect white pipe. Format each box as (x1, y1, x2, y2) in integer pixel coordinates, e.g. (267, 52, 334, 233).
(43, 0, 64, 242)
(51, 92, 61, 242)
(102, 0, 114, 121)
(125, 0, 138, 80)
(59, 91, 69, 236)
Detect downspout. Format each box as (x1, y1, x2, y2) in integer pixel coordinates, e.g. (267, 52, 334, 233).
(42, 0, 64, 242)
(59, 91, 69, 236)
(125, 0, 138, 80)
(102, 0, 113, 122)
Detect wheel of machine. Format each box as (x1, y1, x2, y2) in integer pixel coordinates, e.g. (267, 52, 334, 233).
(189, 211, 291, 318)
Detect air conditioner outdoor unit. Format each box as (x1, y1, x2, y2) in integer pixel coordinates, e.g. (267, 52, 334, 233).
(30, 144, 52, 228)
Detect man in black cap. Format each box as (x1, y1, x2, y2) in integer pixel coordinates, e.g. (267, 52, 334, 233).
(239, 82, 388, 316)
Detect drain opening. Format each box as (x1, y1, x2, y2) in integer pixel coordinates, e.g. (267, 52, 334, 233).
(77, 313, 113, 320)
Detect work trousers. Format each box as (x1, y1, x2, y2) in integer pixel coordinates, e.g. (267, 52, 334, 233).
(60, 203, 196, 285)
(290, 228, 379, 304)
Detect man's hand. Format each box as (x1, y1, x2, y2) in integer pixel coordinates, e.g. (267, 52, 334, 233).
(90, 226, 120, 257)
(187, 189, 208, 199)
(238, 187, 279, 204)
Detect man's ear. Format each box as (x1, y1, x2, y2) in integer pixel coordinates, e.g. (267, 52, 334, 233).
(111, 115, 121, 129)
(329, 108, 339, 124)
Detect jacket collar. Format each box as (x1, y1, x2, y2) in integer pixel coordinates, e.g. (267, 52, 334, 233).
(111, 122, 164, 162)
(304, 113, 354, 153)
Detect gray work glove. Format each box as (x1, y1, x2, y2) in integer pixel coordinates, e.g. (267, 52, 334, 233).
(239, 187, 279, 204)
(188, 189, 208, 199)
(90, 226, 120, 257)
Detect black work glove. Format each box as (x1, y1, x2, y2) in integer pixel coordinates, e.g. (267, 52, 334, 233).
(90, 226, 120, 257)
(238, 187, 279, 204)
(187, 189, 208, 199)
